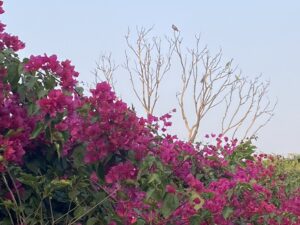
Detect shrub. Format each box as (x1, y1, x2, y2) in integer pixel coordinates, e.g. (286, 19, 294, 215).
(0, 2, 299, 224)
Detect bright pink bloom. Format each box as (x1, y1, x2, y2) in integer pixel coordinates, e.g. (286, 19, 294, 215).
(166, 184, 176, 194)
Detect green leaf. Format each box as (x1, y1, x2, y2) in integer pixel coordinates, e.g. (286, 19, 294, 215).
(202, 192, 214, 199)
(25, 76, 38, 89)
(52, 131, 65, 142)
(44, 75, 56, 90)
(0, 218, 12, 225)
(72, 145, 85, 168)
(148, 173, 161, 184)
(0, 52, 5, 62)
(6, 61, 20, 90)
(222, 206, 234, 219)
(28, 103, 39, 115)
(2, 199, 14, 208)
(37, 89, 48, 99)
(156, 160, 164, 171)
(17, 85, 26, 102)
(74, 206, 85, 219)
(190, 215, 202, 225)
(146, 188, 156, 200)
(54, 142, 61, 158)
(146, 187, 162, 201)
(87, 217, 99, 225)
(161, 193, 179, 218)
(17, 62, 24, 74)
(136, 219, 146, 225)
(227, 189, 234, 200)
(30, 122, 44, 139)
(93, 191, 106, 202)
(5, 128, 23, 138)
(17, 172, 39, 189)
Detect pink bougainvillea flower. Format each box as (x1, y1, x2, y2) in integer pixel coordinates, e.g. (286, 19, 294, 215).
(166, 184, 176, 194)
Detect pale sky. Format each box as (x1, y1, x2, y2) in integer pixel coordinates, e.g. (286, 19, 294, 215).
(2, 1, 300, 155)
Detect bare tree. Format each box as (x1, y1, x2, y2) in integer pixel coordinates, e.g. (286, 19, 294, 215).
(123, 27, 174, 115)
(94, 53, 118, 92)
(171, 32, 276, 142)
(93, 27, 276, 143)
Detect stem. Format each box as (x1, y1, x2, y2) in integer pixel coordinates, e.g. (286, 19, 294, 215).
(68, 188, 119, 225)
(49, 197, 55, 225)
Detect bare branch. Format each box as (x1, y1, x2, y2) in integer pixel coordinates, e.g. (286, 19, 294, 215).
(172, 32, 276, 142)
(123, 27, 174, 115)
(92, 27, 277, 144)
(172, 32, 237, 142)
(94, 53, 118, 92)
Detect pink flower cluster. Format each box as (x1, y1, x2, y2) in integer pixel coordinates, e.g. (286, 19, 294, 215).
(0, 1, 24, 51)
(24, 54, 79, 91)
(0, 89, 35, 171)
(105, 162, 137, 184)
(38, 89, 75, 117)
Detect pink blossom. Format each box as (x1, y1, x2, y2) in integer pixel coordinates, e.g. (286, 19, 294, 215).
(166, 184, 176, 194)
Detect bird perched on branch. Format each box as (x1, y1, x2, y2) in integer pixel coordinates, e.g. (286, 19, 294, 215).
(172, 24, 179, 32)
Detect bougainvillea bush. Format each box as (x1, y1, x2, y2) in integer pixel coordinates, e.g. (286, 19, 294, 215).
(0, 2, 299, 225)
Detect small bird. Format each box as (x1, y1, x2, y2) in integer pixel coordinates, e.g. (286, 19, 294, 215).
(172, 24, 179, 32)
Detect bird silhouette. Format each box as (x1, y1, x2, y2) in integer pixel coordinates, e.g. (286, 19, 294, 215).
(172, 24, 179, 32)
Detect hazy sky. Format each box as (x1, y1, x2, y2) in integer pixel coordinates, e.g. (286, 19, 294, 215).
(2, 1, 300, 155)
